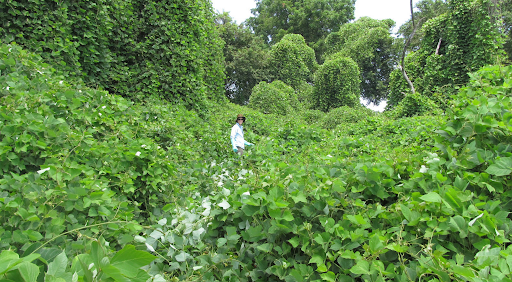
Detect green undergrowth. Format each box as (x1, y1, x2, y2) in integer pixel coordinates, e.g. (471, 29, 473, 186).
(2, 44, 512, 282)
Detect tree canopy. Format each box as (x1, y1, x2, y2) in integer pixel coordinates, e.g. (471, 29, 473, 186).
(324, 17, 396, 105)
(215, 13, 270, 105)
(247, 0, 355, 46)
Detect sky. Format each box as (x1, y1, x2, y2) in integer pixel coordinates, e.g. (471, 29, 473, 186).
(210, 0, 421, 111)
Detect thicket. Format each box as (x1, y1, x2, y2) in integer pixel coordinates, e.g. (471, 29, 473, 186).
(3, 40, 512, 281)
(0, 0, 225, 110)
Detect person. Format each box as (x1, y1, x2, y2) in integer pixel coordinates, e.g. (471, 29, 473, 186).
(230, 114, 253, 156)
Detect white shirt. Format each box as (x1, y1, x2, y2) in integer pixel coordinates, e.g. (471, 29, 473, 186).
(231, 123, 245, 149)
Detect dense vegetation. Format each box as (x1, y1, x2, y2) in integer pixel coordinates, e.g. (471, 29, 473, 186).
(1, 0, 512, 281)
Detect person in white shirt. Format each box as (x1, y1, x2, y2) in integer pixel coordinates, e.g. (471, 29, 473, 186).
(230, 114, 253, 156)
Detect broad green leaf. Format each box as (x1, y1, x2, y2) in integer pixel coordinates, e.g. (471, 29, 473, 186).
(175, 252, 190, 262)
(256, 243, 273, 253)
(486, 157, 512, 176)
(47, 252, 68, 276)
(350, 260, 371, 275)
(475, 246, 500, 267)
(452, 265, 475, 278)
(309, 252, 325, 265)
(102, 265, 150, 282)
(0, 251, 21, 275)
(281, 210, 294, 221)
(217, 238, 227, 247)
(386, 243, 408, 253)
(109, 245, 156, 278)
(369, 235, 384, 253)
(449, 215, 468, 238)
(291, 192, 307, 204)
(285, 269, 304, 282)
(320, 271, 336, 282)
(420, 192, 442, 203)
(17, 262, 39, 282)
(444, 189, 463, 213)
(288, 237, 300, 248)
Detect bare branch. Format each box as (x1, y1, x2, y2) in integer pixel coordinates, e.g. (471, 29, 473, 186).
(400, 0, 419, 95)
(435, 38, 442, 55)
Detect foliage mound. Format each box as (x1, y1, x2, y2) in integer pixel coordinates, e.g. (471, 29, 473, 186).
(390, 92, 442, 118)
(249, 80, 299, 115)
(267, 34, 318, 89)
(388, 0, 505, 110)
(313, 54, 360, 111)
(319, 106, 374, 129)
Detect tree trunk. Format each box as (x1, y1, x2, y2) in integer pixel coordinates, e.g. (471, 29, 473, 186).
(401, 0, 417, 94)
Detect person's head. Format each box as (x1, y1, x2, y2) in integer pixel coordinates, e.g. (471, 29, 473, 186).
(236, 114, 245, 125)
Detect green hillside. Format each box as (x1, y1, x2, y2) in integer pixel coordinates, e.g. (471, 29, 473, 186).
(1, 0, 512, 281)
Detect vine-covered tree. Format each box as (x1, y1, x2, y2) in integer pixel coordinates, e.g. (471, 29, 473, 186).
(249, 80, 299, 114)
(313, 54, 360, 112)
(215, 12, 271, 105)
(0, 0, 226, 110)
(247, 0, 355, 47)
(324, 17, 396, 105)
(267, 34, 318, 89)
(388, 0, 505, 109)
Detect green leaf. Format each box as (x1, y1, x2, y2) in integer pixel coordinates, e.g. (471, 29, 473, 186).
(449, 216, 468, 238)
(256, 243, 273, 253)
(350, 260, 371, 275)
(109, 245, 156, 278)
(0, 251, 21, 275)
(369, 235, 384, 253)
(309, 252, 325, 265)
(288, 237, 300, 248)
(47, 252, 68, 277)
(320, 271, 336, 282)
(486, 157, 512, 176)
(420, 192, 442, 203)
(17, 262, 39, 282)
(452, 265, 475, 278)
(291, 191, 307, 203)
(386, 243, 408, 253)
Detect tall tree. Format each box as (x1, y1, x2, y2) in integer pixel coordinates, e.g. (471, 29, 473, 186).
(324, 17, 396, 105)
(215, 13, 270, 104)
(247, 0, 355, 47)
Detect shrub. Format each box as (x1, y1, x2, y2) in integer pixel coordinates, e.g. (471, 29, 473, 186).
(249, 80, 298, 115)
(320, 105, 374, 129)
(390, 92, 442, 118)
